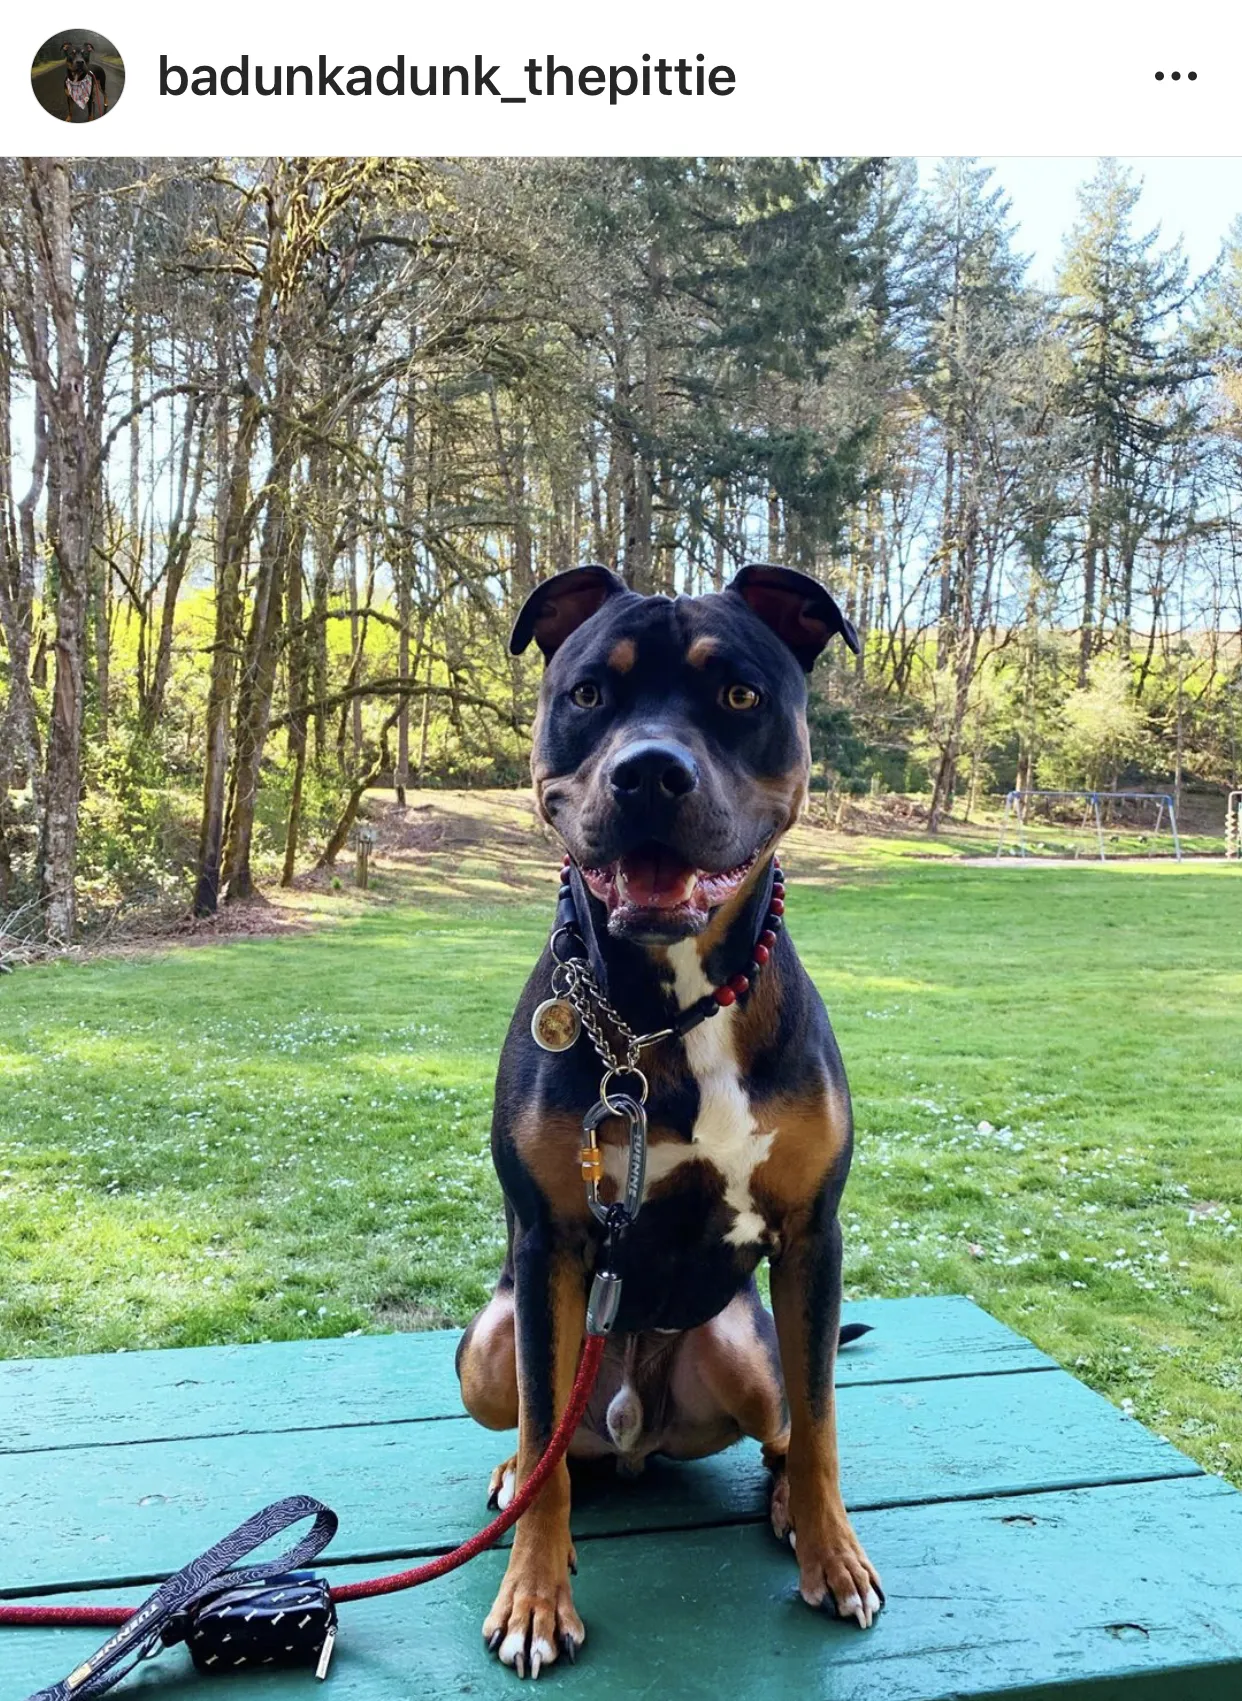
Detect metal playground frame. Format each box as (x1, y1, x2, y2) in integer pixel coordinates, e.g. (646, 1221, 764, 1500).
(1229, 791, 1241, 860)
(997, 789, 1183, 863)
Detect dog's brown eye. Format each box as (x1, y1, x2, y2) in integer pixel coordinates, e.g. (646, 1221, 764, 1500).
(570, 681, 601, 709)
(721, 683, 761, 712)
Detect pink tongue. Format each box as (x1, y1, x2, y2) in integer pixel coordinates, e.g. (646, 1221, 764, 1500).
(618, 847, 696, 908)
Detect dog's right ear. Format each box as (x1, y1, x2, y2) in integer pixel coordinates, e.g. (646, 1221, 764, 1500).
(727, 564, 860, 668)
(509, 566, 626, 662)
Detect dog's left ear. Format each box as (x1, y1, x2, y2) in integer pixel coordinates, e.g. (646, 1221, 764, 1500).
(509, 565, 627, 662)
(726, 564, 860, 670)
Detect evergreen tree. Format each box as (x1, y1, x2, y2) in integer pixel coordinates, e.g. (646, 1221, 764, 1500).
(1055, 159, 1200, 681)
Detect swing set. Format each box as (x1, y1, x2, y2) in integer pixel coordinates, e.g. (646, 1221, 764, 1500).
(996, 789, 1183, 862)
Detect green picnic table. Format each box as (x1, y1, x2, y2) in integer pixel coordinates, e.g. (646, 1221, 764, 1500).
(4, 1295, 1242, 1700)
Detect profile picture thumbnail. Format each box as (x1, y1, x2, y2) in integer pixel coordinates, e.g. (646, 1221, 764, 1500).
(31, 29, 124, 122)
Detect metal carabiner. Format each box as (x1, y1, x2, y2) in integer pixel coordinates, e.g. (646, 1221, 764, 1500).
(580, 1092, 648, 1225)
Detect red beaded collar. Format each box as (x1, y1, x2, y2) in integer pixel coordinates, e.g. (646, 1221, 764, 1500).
(551, 855, 786, 1038)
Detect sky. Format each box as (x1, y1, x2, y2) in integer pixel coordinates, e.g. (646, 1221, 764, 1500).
(922, 156, 1242, 286)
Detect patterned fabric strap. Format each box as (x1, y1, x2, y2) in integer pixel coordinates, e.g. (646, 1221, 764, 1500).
(66, 75, 92, 109)
(24, 1495, 338, 1701)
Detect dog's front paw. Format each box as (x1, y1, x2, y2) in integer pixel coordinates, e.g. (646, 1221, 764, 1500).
(780, 1510, 883, 1629)
(483, 1559, 585, 1678)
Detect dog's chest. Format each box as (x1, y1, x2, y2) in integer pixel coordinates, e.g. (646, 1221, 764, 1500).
(602, 943, 774, 1249)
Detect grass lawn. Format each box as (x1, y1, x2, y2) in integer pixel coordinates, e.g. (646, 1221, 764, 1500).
(1, 798, 1240, 1489)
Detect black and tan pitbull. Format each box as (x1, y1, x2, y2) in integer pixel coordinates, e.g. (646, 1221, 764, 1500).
(455, 563, 881, 1677)
(63, 42, 107, 121)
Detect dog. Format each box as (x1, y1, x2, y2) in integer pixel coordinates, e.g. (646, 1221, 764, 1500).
(63, 42, 107, 121)
(455, 563, 881, 1677)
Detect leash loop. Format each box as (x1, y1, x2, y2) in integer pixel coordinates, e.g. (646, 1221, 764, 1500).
(549, 925, 581, 966)
(3, 1342, 613, 1691)
(598, 1064, 648, 1109)
(15, 1496, 337, 1701)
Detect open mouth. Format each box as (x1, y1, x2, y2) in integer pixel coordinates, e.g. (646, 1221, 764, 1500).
(579, 842, 759, 928)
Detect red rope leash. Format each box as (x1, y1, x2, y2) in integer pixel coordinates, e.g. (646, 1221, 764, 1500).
(0, 1333, 608, 1630)
(332, 1331, 605, 1602)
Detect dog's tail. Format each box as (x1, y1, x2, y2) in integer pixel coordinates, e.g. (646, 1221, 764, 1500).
(838, 1322, 873, 1347)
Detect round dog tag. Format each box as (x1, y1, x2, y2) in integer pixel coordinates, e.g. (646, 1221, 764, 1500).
(531, 998, 581, 1052)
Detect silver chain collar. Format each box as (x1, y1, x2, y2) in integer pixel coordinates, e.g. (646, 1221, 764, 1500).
(549, 952, 673, 1105)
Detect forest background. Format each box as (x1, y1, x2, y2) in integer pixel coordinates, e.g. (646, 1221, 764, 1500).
(2, 154, 1241, 943)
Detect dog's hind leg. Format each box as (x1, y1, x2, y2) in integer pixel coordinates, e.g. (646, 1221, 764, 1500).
(663, 1282, 793, 1538)
(456, 1279, 517, 1432)
(457, 1278, 523, 1511)
(667, 1283, 787, 1440)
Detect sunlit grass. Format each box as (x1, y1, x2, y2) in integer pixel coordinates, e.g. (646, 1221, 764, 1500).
(1, 838, 1239, 1488)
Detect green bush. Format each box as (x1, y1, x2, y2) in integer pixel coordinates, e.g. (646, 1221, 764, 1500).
(77, 737, 197, 911)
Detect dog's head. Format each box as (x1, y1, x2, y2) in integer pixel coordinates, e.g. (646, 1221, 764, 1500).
(63, 42, 93, 79)
(511, 565, 858, 942)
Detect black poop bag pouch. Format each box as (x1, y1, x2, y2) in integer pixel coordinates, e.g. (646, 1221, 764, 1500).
(25, 1496, 339, 1701)
(172, 1571, 337, 1676)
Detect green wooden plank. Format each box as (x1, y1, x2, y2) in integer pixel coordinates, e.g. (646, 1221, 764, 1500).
(4, 1476, 1241, 1700)
(0, 1297, 1054, 1455)
(0, 1370, 1198, 1595)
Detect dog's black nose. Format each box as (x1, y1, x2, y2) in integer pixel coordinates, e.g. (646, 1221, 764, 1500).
(608, 740, 699, 803)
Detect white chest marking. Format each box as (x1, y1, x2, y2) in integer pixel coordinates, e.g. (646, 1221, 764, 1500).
(604, 941, 773, 1246)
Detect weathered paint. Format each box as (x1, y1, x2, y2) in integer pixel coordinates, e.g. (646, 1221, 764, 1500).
(5, 1478, 1242, 1699)
(5, 1301, 1240, 1699)
(0, 1295, 1057, 1455)
(0, 1368, 1201, 1594)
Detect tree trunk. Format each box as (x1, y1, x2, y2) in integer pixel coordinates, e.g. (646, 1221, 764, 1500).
(221, 391, 299, 901)
(281, 515, 309, 885)
(194, 272, 275, 915)
(395, 367, 417, 803)
(219, 490, 289, 900)
(1079, 442, 1103, 686)
(317, 705, 401, 869)
(0, 317, 46, 835)
(141, 394, 206, 736)
(14, 162, 95, 941)
(82, 191, 109, 742)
